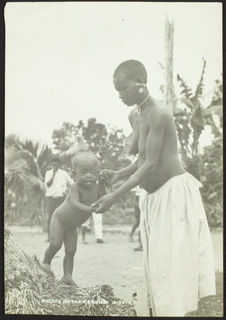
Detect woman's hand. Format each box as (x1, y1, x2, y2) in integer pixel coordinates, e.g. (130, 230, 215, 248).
(99, 169, 119, 187)
(92, 193, 116, 213)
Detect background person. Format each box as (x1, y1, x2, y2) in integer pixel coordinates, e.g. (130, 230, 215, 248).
(80, 219, 91, 244)
(44, 156, 73, 241)
(81, 213, 104, 244)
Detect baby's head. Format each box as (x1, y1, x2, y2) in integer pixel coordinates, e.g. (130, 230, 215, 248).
(72, 152, 100, 188)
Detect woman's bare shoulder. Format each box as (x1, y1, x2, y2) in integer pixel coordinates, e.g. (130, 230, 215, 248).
(150, 100, 172, 118)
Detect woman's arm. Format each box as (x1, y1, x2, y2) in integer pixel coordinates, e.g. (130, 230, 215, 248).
(94, 112, 167, 213)
(69, 183, 93, 214)
(100, 160, 138, 186)
(98, 178, 106, 198)
(117, 160, 138, 179)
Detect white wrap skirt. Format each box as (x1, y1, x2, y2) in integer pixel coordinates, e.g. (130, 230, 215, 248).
(139, 172, 216, 316)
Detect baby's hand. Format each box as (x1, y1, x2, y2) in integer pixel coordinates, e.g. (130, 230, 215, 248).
(90, 202, 100, 211)
(99, 169, 119, 186)
(99, 169, 112, 180)
(99, 171, 105, 178)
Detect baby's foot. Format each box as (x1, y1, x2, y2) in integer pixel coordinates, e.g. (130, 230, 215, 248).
(42, 263, 51, 273)
(60, 276, 78, 287)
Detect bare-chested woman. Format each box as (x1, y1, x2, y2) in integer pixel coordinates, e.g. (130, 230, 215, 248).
(94, 60, 216, 317)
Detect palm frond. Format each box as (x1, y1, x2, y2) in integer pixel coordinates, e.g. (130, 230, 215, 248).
(5, 147, 45, 195)
(18, 150, 39, 177)
(37, 147, 53, 177)
(5, 157, 31, 194)
(193, 58, 206, 101)
(178, 97, 194, 110)
(21, 139, 39, 157)
(5, 134, 22, 150)
(176, 74, 193, 101)
(36, 142, 47, 158)
(5, 150, 29, 171)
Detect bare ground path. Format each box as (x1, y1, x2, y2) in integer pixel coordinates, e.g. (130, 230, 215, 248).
(8, 225, 223, 317)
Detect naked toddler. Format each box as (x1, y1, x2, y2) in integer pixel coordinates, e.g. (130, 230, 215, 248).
(42, 152, 105, 286)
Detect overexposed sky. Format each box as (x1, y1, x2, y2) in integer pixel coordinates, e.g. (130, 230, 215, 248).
(5, 2, 222, 146)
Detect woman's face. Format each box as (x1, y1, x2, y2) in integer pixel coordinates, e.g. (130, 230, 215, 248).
(113, 73, 139, 106)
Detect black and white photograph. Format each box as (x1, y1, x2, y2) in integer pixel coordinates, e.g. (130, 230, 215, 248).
(4, 1, 223, 317)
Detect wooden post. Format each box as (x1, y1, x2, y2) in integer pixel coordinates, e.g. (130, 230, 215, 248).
(164, 17, 175, 111)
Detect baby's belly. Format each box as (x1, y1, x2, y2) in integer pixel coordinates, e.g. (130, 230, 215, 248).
(54, 204, 91, 228)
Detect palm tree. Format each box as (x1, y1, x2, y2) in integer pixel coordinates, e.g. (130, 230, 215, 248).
(5, 137, 53, 227)
(5, 148, 43, 225)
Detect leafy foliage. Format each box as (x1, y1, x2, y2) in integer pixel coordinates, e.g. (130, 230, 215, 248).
(20, 139, 53, 178)
(81, 118, 128, 170)
(175, 58, 207, 161)
(176, 74, 193, 100)
(200, 137, 223, 227)
(5, 134, 22, 150)
(52, 122, 81, 153)
(52, 118, 130, 171)
(174, 60, 222, 226)
(5, 151, 31, 195)
(5, 137, 53, 225)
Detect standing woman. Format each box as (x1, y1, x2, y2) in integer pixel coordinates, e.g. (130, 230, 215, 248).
(94, 60, 216, 317)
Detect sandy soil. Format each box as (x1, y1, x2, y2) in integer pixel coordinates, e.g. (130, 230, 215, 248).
(8, 225, 223, 317)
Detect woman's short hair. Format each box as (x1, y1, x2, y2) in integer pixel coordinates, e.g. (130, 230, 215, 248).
(114, 60, 147, 83)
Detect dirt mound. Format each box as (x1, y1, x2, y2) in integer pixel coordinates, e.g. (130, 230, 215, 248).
(5, 229, 136, 316)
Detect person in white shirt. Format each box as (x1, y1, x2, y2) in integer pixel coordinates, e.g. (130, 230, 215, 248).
(45, 156, 73, 241)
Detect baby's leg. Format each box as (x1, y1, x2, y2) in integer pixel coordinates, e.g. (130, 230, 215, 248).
(62, 227, 78, 285)
(43, 215, 64, 266)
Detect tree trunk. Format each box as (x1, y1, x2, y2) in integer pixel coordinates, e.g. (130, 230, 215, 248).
(164, 17, 175, 111)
